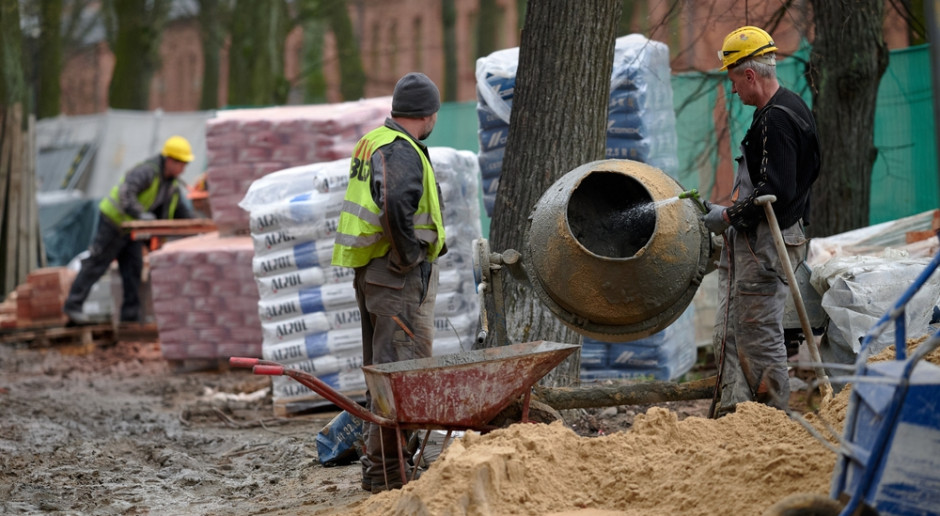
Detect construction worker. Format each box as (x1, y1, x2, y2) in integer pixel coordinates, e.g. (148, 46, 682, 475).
(703, 27, 820, 416)
(332, 72, 445, 493)
(63, 135, 196, 325)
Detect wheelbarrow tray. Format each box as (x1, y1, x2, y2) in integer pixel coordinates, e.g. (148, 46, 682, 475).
(363, 340, 578, 430)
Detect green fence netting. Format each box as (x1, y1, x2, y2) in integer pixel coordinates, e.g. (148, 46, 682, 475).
(869, 45, 938, 224)
(427, 43, 936, 235)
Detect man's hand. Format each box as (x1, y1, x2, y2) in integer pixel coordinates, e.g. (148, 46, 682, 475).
(138, 212, 157, 221)
(701, 203, 730, 234)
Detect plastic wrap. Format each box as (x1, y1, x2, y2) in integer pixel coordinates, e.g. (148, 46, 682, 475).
(474, 34, 679, 215)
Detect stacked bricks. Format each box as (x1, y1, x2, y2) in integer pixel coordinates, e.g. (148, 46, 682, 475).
(204, 98, 392, 236)
(149, 232, 262, 360)
(8, 267, 76, 327)
(150, 97, 393, 363)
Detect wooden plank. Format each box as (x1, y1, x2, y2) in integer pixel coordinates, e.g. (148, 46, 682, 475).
(121, 218, 217, 229)
(15, 108, 29, 286)
(0, 106, 13, 294)
(4, 106, 23, 293)
(165, 357, 230, 374)
(0, 323, 113, 348)
(27, 115, 41, 269)
(122, 219, 218, 242)
(116, 321, 159, 342)
(0, 106, 10, 235)
(273, 390, 368, 418)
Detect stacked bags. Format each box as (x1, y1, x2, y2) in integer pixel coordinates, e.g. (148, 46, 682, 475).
(240, 148, 483, 412)
(475, 34, 679, 215)
(579, 305, 698, 382)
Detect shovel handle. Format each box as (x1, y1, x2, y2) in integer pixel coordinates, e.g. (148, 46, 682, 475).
(755, 195, 833, 400)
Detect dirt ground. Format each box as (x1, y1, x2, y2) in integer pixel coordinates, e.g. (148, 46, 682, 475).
(0, 338, 849, 515)
(0, 340, 372, 515)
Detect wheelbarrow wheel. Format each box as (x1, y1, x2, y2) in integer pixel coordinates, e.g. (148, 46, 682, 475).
(762, 493, 844, 516)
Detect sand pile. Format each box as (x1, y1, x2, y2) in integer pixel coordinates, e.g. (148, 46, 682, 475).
(342, 338, 939, 516)
(347, 403, 833, 515)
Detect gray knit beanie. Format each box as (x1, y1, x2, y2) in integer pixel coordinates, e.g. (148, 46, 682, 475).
(391, 73, 441, 118)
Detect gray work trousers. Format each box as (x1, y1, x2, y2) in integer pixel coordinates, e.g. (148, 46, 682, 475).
(354, 254, 438, 486)
(64, 213, 143, 322)
(713, 219, 806, 415)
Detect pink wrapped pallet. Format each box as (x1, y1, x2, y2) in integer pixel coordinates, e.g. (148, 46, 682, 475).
(204, 98, 392, 235)
(150, 232, 263, 362)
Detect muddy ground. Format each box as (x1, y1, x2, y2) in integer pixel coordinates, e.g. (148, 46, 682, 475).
(0, 339, 784, 515)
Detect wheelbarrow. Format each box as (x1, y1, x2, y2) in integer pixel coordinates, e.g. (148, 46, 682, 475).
(766, 244, 940, 516)
(230, 340, 579, 488)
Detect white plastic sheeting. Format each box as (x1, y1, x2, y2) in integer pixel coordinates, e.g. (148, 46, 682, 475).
(806, 210, 940, 362)
(36, 108, 214, 198)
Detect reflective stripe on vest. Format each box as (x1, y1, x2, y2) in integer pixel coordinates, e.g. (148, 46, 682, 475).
(331, 126, 445, 269)
(99, 160, 179, 226)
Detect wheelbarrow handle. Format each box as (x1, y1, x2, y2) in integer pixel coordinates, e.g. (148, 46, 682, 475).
(230, 357, 260, 368)
(253, 364, 285, 375)
(235, 358, 395, 428)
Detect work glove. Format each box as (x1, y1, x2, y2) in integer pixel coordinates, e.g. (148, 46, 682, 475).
(701, 202, 730, 234)
(138, 212, 157, 221)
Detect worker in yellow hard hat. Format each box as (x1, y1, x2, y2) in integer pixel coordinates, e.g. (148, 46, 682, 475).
(703, 26, 821, 417)
(64, 135, 197, 325)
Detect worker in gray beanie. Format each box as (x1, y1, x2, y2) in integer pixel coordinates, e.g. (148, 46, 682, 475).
(391, 72, 441, 118)
(333, 71, 445, 494)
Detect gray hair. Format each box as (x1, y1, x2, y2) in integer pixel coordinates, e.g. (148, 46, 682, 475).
(732, 53, 777, 78)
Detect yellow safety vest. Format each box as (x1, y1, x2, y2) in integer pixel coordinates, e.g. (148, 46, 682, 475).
(331, 126, 445, 269)
(99, 160, 180, 226)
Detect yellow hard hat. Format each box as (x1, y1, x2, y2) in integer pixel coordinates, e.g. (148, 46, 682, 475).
(717, 26, 778, 71)
(161, 135, 194, 163)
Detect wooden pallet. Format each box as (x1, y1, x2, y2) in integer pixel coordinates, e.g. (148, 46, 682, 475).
(273, 390, 367, 418)
(116, 322, 159, 342)
(164, 357, 233, 374)
(0, 323, 115, 355)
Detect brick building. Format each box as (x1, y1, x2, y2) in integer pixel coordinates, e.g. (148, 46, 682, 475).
(56, 0, 911, 116)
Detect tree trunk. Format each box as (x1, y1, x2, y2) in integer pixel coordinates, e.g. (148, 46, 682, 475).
(807, 0, 888, 236)
(533, 376, 715, 410)
(324, 0, 364, 101)
(441, 0, 457, 101)
(301, 17, 328, 104)
(483, 0, 622, 388)
(107, 0, 170, 110)
(37, 0, 63, 119)
(197, 0, 226, 110)
(228, 0, 290, 107)
(475, 0, 502, 60)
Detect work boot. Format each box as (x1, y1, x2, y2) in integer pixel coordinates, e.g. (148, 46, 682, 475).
(64, 309, 95, 327)
(369, 468, 421, 494)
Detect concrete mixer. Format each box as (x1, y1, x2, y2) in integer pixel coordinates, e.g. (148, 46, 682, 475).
(473, 158, 715, 344)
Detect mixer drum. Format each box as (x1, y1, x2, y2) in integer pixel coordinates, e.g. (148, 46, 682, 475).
(525, 159, 710, 342)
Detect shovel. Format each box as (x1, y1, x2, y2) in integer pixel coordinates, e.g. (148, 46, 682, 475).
(755, 195, 833, 401)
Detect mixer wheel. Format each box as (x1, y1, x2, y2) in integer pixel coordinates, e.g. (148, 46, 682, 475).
(762, 493, 843, 516)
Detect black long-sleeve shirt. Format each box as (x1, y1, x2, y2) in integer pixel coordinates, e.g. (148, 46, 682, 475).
(726, 87, 820, 230)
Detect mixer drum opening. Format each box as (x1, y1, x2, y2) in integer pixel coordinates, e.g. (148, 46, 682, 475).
(567, 171, 654, 258)
(525, 159, 710, 342)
